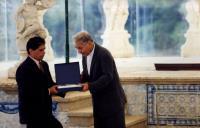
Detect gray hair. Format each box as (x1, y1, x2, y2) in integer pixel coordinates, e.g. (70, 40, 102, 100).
(73, 31, 93, 44)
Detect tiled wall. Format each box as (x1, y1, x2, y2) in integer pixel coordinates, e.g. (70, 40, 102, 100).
(0, 91, 21, 128)
(0, 90, 69, 128)
(123, 84, 147, 115)
(123, 84, 200, 128)
(1, 84, 200, 128)
(147, 85, 200, 126)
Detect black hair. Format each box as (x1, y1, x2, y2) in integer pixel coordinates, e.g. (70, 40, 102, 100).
(26, 36, 45, 54)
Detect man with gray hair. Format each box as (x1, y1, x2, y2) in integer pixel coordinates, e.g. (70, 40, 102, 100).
(73, 31, 126, 128)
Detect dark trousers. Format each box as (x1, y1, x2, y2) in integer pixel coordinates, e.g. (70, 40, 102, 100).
(26, 116, 63, 128)
(94, 110, 125, 128)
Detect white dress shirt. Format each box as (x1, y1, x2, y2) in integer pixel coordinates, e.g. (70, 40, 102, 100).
(29, 56, 40, 69)
(87, 43, 95, 75)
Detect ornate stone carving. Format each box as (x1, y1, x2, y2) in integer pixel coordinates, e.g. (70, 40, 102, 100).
(181, 0, 200, 57)
(8, 0, 55, 78)
(101, 0, 134, 58)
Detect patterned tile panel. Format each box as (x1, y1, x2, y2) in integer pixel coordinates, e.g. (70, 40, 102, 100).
(147, 84, 200, 126)
(123, 84, 147, 115)
(0, 90, 68, 128)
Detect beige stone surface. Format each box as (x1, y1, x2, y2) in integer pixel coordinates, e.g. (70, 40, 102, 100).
(2, 57, 200, 91)
(115, 57, 200, 84)
(53, 91, 92, 112)
(125, 115, 147, 127)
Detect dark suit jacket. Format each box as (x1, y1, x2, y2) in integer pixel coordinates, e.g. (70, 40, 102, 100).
(81, 44, 127, 117)
(16, 57, 57, 124)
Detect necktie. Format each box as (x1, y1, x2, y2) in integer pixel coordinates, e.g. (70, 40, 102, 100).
(39, 61, 44, 72)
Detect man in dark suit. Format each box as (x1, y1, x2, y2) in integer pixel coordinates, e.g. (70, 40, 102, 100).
(16, 36, 63, 128)
(73, 31, 127, 128)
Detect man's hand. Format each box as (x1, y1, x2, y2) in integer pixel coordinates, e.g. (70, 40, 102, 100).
(49, 85, 58, 95)
(81, 83, 89, 91)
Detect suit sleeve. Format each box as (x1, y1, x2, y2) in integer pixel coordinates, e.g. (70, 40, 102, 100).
(89, 51, 114, 93)
(43, 62, 56, 87)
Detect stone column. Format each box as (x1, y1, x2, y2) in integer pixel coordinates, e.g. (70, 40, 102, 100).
(8, 0, 55, 78)
(101, 0, 134, 58)
(181, 0, 200, 57)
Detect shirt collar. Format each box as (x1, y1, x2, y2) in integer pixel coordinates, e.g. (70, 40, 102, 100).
(88, 43, 95, 58)
(29, 55, 40, 67)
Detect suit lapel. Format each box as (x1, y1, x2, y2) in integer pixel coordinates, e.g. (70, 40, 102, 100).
(90, 44, 99, 77)
(27, 57, 44, 73)
(83, 56, 89, 76)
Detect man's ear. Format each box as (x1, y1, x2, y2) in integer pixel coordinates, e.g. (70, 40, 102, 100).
(28, 49, 33, 54)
